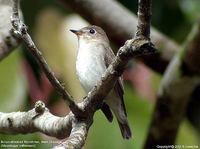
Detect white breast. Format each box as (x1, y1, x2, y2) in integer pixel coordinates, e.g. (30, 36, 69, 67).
(76, 40, 106, 92)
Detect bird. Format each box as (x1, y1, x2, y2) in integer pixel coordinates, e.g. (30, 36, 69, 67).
(70, 25, 132, 139)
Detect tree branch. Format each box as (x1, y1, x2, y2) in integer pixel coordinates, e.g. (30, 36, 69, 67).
(144, 20, 200, 148)
(11, 0, 82, 116)
(0, 101, 72, 139)
(136, 0, 151, 38)
(59, 0, 179, 73)
(0, 0, 20, 61)
(54, 122, 89, 149)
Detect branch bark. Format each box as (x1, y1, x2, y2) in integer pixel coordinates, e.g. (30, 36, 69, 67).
(0, 0, 20, 61)
(136, 0, 151, 38)
(0, 101, 72, 139)
(54, 121, 89, 149)
(144, 21, 200, 148)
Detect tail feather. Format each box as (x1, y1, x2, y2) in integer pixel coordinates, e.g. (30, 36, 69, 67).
(117, 120, 132, 139)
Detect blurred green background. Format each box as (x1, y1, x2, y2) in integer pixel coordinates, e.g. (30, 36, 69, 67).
(0, 0, 199, 148)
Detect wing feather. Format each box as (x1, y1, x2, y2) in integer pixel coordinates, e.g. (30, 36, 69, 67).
(101, 44, 127, 116)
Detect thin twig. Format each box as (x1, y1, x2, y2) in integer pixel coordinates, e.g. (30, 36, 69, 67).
(136, 0, 152, 39)
(11, 0, 82, 116)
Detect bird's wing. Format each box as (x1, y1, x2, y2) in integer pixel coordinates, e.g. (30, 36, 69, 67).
(101, 44, 127, 116)
(101, 103, 113, 122)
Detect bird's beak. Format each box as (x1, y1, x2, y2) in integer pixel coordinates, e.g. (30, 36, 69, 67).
(70, 29, 82, 36)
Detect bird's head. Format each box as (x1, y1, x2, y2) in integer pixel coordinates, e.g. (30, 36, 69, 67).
(70, 25, 109, 44)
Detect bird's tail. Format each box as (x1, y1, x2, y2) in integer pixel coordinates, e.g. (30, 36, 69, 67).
(117, 119, 132, 139)
(105, 90, 132, 139)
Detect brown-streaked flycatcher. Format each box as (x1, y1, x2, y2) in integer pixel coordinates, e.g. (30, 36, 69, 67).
(70, 25, 132, 139)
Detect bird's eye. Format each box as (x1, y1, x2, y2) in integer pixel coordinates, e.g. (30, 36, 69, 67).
(89, 29, 95, 34)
